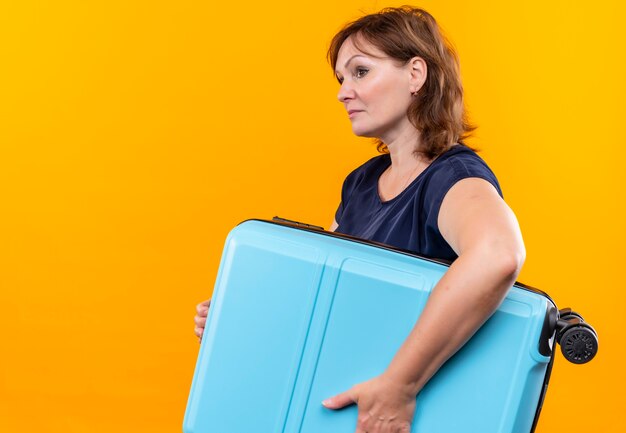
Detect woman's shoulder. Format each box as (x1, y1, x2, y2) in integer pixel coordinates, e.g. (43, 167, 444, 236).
(429, 144, 496, 177)
(432, 143, 485, 164)
(424, 143, 502, 197)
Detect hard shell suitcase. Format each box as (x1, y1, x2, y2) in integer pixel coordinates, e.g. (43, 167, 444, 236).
(183, 218, 597, 433)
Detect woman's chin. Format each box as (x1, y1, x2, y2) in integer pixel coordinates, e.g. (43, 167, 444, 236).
(351, 126, 377, 138)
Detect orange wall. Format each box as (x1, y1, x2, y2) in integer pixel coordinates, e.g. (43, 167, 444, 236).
(1, 1, 624, 432)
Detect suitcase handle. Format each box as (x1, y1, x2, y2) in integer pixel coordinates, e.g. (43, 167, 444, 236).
(272, 216, 325, 231)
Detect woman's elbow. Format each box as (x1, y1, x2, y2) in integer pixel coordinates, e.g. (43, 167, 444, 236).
(493, 243, 526, 283)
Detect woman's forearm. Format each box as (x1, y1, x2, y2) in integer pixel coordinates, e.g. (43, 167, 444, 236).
(384, 244, 524, 395)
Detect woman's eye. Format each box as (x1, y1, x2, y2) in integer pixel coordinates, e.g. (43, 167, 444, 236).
(355, 67, 369, 78)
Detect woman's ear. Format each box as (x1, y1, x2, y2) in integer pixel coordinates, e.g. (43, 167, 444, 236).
(408, 56, 427, 95)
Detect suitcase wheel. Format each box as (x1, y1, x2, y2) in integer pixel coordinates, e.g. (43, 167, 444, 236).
(560, 324, 598, 364)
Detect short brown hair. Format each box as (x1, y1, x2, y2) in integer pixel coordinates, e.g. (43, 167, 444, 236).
(328, 6, 476, 159)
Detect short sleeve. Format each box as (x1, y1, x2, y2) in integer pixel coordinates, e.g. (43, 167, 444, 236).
(423, 153, 503, 233)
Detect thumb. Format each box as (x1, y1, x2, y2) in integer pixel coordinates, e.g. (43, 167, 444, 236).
(322, 390, 356, 410)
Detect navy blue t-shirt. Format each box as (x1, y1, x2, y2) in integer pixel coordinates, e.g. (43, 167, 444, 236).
(334, 144, 502, 261)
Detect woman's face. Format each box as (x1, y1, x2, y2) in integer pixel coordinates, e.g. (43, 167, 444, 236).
(335, 36, 424, 142)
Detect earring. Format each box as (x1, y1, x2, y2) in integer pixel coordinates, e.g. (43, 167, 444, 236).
(411, 89, 419, 97)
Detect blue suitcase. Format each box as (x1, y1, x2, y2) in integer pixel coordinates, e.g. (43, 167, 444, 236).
(183, 218, 597, 433)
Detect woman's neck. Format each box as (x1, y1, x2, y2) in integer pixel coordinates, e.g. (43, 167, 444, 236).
(383, 126, 428, 174)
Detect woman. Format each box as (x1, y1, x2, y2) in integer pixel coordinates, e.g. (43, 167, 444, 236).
(194, 6, 525, 433)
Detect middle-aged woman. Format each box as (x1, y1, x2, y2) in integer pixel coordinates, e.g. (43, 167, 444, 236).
(194, 6, 526, 433)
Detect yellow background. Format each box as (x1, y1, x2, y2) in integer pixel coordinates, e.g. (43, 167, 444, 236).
(1, 0, 624, 431)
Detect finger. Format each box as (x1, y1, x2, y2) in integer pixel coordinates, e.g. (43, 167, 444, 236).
(355, 415, 372, 433)
(194, 315, 206, 327)
(356, 412, 372, 432)
(396, 422, 411, 433)
(194, 325, 204, 338)
(322, 391, 356, 409)
(377, 421, 410, 433)
(196, 299, 211, 314)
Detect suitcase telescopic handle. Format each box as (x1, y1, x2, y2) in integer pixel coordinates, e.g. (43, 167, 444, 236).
(554, 308, 598, 364)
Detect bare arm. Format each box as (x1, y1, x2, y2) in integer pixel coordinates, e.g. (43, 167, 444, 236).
(323, 177, 526, 433)
(384, 177, 526, 393)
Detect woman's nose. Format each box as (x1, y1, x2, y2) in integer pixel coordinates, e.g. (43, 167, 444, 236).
(337, 81, 355, 103)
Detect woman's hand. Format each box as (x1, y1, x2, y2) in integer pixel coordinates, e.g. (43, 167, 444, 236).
(322, 373, 416, 433)
(194, 299, 211, 342)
